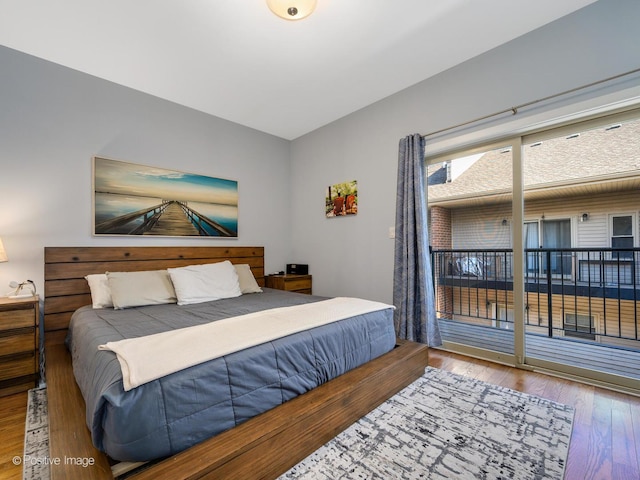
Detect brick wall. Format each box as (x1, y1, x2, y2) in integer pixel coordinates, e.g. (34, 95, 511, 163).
(430, 206, 453, 319)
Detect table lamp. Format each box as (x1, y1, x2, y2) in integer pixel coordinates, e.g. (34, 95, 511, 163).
(0, 237, 7, 263)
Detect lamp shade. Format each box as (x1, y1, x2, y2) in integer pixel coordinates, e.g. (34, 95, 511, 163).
(0, 238, 7, 263)
(267, 0, 317, 20)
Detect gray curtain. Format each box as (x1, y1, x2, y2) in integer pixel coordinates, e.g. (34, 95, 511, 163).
(393, 134, 442, 346)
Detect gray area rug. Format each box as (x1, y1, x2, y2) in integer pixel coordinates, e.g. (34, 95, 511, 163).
(279, 367, 574, 479)
(23, 387, 49, 480)
(23, 368, 574, 480)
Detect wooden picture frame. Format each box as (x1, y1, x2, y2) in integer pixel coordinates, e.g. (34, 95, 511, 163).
(326, 180, 357, 218)
(93, 157, 238, 237)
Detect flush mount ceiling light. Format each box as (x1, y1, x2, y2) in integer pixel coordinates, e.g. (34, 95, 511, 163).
(267, 0, 317, 20)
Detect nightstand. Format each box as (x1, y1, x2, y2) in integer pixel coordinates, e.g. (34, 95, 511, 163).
(266, 274, 312, 295)
(0, 296, 39, 396)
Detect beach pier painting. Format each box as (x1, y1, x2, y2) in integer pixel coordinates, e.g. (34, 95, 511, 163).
(93, 157, 238, 237)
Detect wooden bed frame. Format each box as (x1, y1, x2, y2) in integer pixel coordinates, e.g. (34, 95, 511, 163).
(44, 246, 429, 479)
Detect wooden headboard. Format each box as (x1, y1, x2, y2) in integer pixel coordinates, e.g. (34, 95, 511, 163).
(43, 246, 264, 346)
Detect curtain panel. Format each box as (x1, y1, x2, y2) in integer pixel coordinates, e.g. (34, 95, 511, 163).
(393, 134, 442, 346)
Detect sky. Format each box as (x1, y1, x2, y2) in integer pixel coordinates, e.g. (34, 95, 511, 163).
(94, 157, 238, 206)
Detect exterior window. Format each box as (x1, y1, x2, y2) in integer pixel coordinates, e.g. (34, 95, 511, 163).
(524, 221, 539, 274)
(564, 313, 595, 340)
(543, 219, 572, 276)
(611, 215, 634, 259)
(524, 219, 571, 277)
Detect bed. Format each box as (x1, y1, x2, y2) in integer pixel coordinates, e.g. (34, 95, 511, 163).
(44, 246, 429, 479)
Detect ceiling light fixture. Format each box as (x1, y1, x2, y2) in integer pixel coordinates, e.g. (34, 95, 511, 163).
(267, 0, 317, 21)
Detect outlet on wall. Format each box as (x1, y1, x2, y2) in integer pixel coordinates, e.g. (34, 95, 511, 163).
(388, 227, 395, 239)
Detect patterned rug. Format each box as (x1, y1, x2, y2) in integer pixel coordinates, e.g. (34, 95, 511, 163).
(279, 367, 574, 479)
(23, 368, 574, 480)
(23, 387, 49, 480)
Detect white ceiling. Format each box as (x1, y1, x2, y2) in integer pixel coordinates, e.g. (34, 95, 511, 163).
(0, 0, 598, 140)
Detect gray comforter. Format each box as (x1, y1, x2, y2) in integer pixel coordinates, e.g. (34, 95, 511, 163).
(66, 288, 396, 461)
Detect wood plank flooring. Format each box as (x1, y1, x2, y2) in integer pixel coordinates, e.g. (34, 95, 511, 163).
(429, 348, 640, 480)
(1, 349, 639, 480)
(0, 392, 27, 480)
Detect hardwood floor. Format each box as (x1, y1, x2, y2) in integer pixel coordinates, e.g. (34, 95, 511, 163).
(1, 350, 638, 479)
(429, 348, 640, 480)
(0, 392, 27, 480)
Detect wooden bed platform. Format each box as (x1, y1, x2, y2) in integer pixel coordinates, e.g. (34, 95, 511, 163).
(44, 246, 429, 479)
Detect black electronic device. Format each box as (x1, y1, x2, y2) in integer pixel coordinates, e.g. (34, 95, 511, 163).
(286, 264, 308, 275)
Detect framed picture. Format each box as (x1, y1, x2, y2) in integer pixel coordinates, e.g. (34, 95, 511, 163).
(326, 180, 357, 218)
(93, 157, 238, 237)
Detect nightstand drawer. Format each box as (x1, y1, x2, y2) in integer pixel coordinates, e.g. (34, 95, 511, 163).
(0, 296, 39, 396)
(0, 353, 35, 381)
(0, 329, 34, 356)
(283, 278, 311, 292)
(0, 308, 35, 331)
(266, 274, 312, 294)
(292, 288, 312, 294)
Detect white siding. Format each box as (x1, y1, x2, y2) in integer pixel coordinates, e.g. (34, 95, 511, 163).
(450, 191, 640, 249)
(452, 205, 512, 250)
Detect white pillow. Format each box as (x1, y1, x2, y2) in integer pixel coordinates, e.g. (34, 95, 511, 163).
(168, 261, 242, 305)
(107, 270, 177, 309)
(85, 273, 113, 309)
(234, 264, 263, 294)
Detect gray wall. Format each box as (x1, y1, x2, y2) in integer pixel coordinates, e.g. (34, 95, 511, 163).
(0, 46, 292, 293)
(2, 0, 639, 306)
(289, 0, 640, 303)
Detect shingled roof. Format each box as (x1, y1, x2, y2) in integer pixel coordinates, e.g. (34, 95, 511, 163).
(428, 116, 640, 206)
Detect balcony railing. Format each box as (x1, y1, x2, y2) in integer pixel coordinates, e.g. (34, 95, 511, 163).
(431, 248, 640, 350)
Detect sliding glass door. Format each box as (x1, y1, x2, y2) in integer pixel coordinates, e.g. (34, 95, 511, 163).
(521, 110, 640, 388)
(428, 106, 640, 391)
(427, 141, 516, 361)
